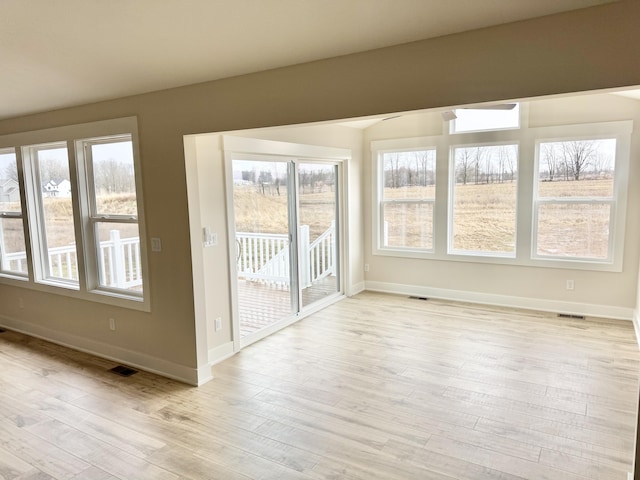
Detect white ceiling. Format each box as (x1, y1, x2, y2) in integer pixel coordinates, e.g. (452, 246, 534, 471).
(0, 0, 617, 121)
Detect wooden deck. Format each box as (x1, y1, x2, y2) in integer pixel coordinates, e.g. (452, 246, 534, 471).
(237, 275, 338, 337)
(0, 291, 638, 479)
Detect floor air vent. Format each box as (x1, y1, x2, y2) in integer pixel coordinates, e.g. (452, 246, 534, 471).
(110, 365, 138, 377)
(409, 296, 429, 301)
(558, 313, 586, 320)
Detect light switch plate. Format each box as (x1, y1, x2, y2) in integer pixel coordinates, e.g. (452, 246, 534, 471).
(151, 237, 162, 252)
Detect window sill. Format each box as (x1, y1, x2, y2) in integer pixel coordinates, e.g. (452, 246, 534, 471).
(372, 247, 621, 273)
(0, 274, 150, 312)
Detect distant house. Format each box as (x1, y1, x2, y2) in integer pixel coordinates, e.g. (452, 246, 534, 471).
(42, 179, 71, 198)
(0, 178, 20, 203)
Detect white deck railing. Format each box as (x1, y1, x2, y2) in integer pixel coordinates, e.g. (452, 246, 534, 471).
(236, 223, 336, 287)
(2, 231, 142, 289)
(4, 224, 335, 290)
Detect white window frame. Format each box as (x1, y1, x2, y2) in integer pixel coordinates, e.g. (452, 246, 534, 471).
(448, 141, 520, 258)
(0, 117, 150, 311)
(449, 103, 522, 135)
(76, 135, 142, 296)
(531, 130, 630, 267)
(378, 145, 437, 253)
(372, 118, 632, 272)
(372, 136, 442, 258)
(0, 147, 29, 278)
(22, 141, 80, 287)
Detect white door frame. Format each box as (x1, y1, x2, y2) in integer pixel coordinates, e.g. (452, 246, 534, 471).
(223, 135, 350, 352)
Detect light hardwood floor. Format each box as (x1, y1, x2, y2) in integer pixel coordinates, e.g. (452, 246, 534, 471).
(0, 291, 638, 479)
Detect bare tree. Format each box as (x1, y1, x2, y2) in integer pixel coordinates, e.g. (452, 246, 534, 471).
(500, 146, 517, 183)
(542, 143, 560, 181)
(2, 163, 18, 181)
(384, 154, 401, 188)
(38, 157, 68, 184)
(562, 140, 597, 181)
(94, 159, 135, 194)
(456, 149, 474, 185)
(590, 151, 614, 179)
(412, 151, 433, 187)
(473, 147, 490, 184)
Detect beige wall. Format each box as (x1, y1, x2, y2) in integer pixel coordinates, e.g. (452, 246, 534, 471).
(0, 0, 639, 384)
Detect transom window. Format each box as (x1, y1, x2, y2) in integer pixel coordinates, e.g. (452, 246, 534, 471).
(450, 103, 520, 134)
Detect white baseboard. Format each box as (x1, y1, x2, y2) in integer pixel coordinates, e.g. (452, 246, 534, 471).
(633, 310, 640, 349)
(348, 281, 366, 297)
(208, 341, 235, 366)
(196, 363, 214, 386)
(365, 281, 634, 321)
(0, 314, 201, 386)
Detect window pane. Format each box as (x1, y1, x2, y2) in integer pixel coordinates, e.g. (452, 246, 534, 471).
(0, 218, 28, 275)
(452, 145, 518, 254)
(536, 203, 610, 259)
(37, 146, 78, 282)
(538, 139, 616, 197)
(95, 222, 142, 292)
(0, 150, 21, 213)
(90, 139, 137, 216)
(383, 203, 433, 249)
(451, 104, 519, 133)
(382, 150, 436, 200)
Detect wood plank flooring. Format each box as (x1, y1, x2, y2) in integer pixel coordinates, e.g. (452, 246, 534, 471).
(0, 291, 638, 479)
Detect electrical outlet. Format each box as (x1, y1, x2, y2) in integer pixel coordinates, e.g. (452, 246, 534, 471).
(566, 280, 575, 290)
(109, 318, 116, 331)
(215, 317, 222, 331)
(364, 264, 370, 272)
(18, 297, 24, 309)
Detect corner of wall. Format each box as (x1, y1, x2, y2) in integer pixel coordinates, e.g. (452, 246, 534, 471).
(0, 313, 202, 386)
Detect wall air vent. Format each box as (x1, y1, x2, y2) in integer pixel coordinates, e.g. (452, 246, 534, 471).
(109, 365, 138, 377)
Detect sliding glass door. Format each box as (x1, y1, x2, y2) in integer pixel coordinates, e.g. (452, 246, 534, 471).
(297, 162, 340, 308)
(229, 156, 341, 346)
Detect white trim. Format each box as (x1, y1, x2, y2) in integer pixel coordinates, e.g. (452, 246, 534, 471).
(633, 310, 640, 349)
(0, 314, 201, 385)
(348, 281, 366, 296)
(208, 341, 235, 366)
(365, 281, 634, 321)
(196, 364, 214, 386)
(223, 135, 350, 160)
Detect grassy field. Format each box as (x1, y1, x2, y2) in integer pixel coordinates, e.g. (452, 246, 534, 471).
(1, 180, 612, 261)
(384, 179, 611, 258)
(1, 194, 139, 254)
(234, 185, 336, 240)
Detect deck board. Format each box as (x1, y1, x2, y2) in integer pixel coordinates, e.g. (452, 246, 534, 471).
(237, 275, 338, 337)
